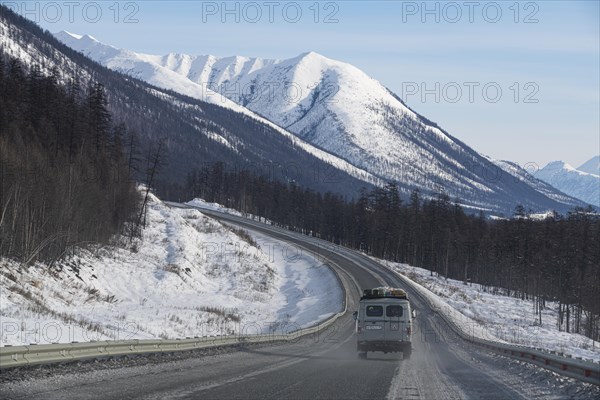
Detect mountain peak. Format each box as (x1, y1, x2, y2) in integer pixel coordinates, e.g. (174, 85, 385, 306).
(544, 160, 572, 170)
(54, 31, 120, 61)
(299, 50, 322, 57)
(57, 30, 82, 40)
(55, 31, 99, 43)
(578, 156, 600, 176)
(541, 160, 600, 178)
(295, 51, 331, 63)
(82, 34, 99, 42)
(535, 160, 600, 207)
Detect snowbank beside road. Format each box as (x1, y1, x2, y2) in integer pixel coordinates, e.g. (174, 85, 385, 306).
(186, 198, 272, 224)
(378, 260, 600, 362)
(186, 198, 243, 217)
(0, 195, 342, 346)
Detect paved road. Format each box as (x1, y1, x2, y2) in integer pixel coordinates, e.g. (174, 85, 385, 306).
(2, 205, 595, 399)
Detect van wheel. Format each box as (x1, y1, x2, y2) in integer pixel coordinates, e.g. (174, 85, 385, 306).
(358, 352, 367, 359)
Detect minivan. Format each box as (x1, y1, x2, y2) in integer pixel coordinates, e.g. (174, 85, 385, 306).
(353, 287, 415, 359)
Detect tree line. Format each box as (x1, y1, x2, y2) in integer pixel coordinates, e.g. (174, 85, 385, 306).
(182, 162, 600, 341)
(0, 55, 143, 264)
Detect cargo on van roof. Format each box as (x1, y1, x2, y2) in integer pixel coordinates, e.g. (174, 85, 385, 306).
(361, 286, 408, 300)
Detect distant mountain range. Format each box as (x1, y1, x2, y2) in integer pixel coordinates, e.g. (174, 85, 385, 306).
(533, 157, 599, 207)
(0, 5, 589, 215)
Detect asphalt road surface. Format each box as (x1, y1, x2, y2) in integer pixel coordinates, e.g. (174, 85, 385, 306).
(2, 204, 598, 400)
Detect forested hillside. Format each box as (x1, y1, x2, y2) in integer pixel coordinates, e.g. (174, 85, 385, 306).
(185, 163, 600, 341)
(0, 55, 140, 263)
(0, 5, 377, 202)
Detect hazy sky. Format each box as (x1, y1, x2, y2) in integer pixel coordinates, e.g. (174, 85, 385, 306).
(10, 0, 600, 169)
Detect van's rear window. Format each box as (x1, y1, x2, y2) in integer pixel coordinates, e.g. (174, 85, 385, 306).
(386, 305, 403, 317)
(366, 305, 383, 317)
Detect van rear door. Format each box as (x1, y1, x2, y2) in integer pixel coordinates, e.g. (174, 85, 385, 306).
(362, 304, 385, 341)
(384, 304, 404, 341)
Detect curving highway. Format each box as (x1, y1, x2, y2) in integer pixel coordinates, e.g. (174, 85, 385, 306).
(1, 205, 597, 400)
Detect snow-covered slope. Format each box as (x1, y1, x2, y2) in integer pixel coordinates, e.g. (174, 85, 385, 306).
(578, 156, 600, 176)
(49, 31, 379, 188)
(534, 161, 599, 207)
(381, 260, 600, 362)
(1, 7, 382, 199)
(51, 32, 276, 117)
(54, 30, 586, 214)
(54, 31, 476, 192)
(0, 194, 342, 346)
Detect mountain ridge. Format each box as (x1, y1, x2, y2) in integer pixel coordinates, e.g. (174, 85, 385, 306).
(534, 160, 599, 207)
(1, 6, 377, 200)
(51, 28, 590, 214)
(0, 7, 589, 214)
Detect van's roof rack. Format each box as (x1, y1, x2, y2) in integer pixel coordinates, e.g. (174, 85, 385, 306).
(361, 287, 408, 300)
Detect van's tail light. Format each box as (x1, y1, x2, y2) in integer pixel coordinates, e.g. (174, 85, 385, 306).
(357, 325, 363, 334)
(407, 326, 411, 335)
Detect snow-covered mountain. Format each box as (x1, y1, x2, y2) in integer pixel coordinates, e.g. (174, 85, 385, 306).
(54, 31, 474, 190)
(490, 159, 584, 206)
(53, 30, 586, 214)
(1, 7, 380, 198)
(533, 161, 599, 207)
(577, 156, 600, 176)
(0, 4, 588, 214)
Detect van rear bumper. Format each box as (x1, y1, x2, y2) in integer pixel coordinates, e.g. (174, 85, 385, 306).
(357, 340, 411, 353)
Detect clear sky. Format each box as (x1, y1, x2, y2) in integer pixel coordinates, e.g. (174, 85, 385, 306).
(10, 0, 600, 169)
